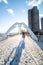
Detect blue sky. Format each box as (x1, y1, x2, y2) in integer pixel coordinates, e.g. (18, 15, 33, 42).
(0, 0, 43, 33)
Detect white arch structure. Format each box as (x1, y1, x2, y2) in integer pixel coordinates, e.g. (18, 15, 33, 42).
(5, 22, 38, 41)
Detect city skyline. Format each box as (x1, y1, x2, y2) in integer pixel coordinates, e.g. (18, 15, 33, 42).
(0, 0, 43, 33)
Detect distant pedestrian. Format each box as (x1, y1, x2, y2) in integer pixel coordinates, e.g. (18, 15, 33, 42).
(22, 31, 25, 39)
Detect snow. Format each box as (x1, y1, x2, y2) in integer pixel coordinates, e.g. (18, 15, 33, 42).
(10, 40, 25, 65)
(0, 34, 7, 41)
(0, 34, 43, 65)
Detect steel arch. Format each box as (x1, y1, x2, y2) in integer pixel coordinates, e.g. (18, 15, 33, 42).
(5, 22, 38, 40)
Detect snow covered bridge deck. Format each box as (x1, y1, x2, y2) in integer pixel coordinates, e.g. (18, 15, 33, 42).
(0, 22, 43, 65)
(0, 34, 43, 65)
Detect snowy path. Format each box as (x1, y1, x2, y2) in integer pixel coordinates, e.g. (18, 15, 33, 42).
(0, 34, 43, 65)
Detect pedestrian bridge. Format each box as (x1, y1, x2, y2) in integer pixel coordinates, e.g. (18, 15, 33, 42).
(0, 23, 43, 65)
(5, 22, 37, 41)
(0, 22, 38, 41)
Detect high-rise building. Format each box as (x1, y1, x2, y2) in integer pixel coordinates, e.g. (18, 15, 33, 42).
(41, 17, 43, 30)
(28, 9, 32, 29)
(28, 6, 39, 33)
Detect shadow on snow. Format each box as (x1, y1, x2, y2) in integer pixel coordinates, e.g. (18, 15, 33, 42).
(10, 40, 25, 65)
(4, 47, 16, 65)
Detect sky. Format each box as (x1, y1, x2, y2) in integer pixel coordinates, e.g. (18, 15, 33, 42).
(0, 0, 43, 33)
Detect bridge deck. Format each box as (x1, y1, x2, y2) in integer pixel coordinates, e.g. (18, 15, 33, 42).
(0, 34, 43, 65)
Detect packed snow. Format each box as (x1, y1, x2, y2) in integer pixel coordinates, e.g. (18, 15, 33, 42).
(0, 34, 43, 65)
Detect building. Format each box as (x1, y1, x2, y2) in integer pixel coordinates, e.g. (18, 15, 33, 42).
(28, 9, 32, 29)
(41, 17, 43, 30)
(28, 6, 39, 34)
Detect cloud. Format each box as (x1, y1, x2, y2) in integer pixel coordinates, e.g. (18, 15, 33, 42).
(0, 0, 8, 4)
(39, 14, 43, 17)
(22, 9, 26, 13)
(26, 0, 43, 7)
(7, 9, 15, 15)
